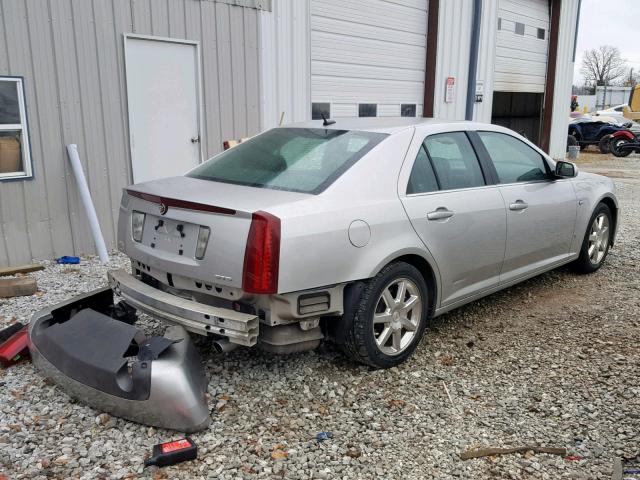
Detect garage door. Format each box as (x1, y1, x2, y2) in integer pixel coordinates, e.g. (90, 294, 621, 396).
(494, 0, 550, 92)
(310, 0, 428, 119)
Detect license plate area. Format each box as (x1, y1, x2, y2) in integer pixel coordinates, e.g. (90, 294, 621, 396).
(142, 215, 199, 257)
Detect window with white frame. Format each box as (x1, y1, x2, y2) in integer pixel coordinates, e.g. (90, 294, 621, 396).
(0, 77, 32, 180)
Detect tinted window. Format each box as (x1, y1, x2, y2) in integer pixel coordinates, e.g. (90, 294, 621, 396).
(359, 104, 377, 117)
(537, 28, 545, 40)
(478, 131, 549, 183)
(311, 103, 330, 120)
(188, 128, 387, 194)
(407, 144, 438, 194)
(401, 104, 416, 117)
(515, 22, 525, 35)
(424, 132, 485, 190)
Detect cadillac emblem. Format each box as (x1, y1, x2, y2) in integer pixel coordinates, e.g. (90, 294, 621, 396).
(159, 202, 168, 215)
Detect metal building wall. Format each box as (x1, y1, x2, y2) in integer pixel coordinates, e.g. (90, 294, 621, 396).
(0, 0, 261, 267)
(432, 0, 473, 120)
(548, 0, 580, 159)
(259, 0, 311, 129)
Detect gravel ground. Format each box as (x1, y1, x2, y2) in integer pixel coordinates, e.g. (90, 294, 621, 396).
(1, 155, 639, 479)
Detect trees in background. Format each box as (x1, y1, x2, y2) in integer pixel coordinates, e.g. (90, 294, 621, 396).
(580, 45, 628, 87)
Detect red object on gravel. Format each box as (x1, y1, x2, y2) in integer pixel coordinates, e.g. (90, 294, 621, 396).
(0, 325, 30, 367)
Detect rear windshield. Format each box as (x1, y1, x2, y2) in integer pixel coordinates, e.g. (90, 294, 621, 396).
(187, 128, 388, 194)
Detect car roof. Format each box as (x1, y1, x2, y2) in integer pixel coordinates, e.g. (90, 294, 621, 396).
(282, 117, 471, 134)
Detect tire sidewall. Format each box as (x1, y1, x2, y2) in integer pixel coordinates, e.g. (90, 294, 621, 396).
(356, 263, 429, 368)
(578, 203, 612, 272)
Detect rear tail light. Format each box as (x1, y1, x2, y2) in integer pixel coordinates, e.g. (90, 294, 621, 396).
(242, 211, 280, 294)
(195, 226, 210, 260)
(131, 211, 146, 242)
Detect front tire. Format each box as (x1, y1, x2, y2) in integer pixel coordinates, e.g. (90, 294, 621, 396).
(340, 262, 429, 369)
(572, 203, 612, 274)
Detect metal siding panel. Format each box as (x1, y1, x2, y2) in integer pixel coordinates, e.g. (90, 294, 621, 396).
(150, 0, 170, 36)
(200, 0, 224, 156)
(215, 2, 235, 142)
(259, 0, 311, 129)
(70, 0, 117, 247)
(93, 0, 132, 246)
(49, 0, 96, 255)
(22, 0, 76, 260)
(168, 0, 186, 38)
(230, 5, 247, 136)
(112, 0, 134, 188)
(434, 0, 471, 120)
(131, 0, 152, 33)
(244, 7, 260, 135)
(473, 0, 498, 123)
(290, 0, 310, 122)
(3, 0, 54, 262)
(549, 0, 580, 159)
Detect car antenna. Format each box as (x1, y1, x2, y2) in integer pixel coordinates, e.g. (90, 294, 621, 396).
(321, 113, 336, 127)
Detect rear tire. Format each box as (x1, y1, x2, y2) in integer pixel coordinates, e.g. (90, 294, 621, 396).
(598, 135, 611, 154)
(610, 137, 633, 157)
(567, 134, 578, 152)
(572, 203, 612, 274)
(339, 262, 429, 369)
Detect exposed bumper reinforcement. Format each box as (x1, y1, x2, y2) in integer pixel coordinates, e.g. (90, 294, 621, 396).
(108, 269, 258, 346)
(29, 289, 210, 432)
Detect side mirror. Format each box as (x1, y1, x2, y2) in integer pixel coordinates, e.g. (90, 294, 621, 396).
(555, 161, 577, 178)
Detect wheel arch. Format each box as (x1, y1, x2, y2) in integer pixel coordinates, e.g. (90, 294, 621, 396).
(368, 252, 440, 318)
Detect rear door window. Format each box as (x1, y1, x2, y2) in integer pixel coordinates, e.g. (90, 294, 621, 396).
(188, 128, 387, 194)
(423, 132, 486, 190)
(478, 131, 549, 183)
(407, 144, 439, 194)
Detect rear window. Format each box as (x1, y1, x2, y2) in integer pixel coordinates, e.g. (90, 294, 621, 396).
(187, 128, 388, 194)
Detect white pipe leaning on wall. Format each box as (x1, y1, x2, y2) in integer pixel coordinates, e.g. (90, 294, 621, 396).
(66, 144, 110, 265)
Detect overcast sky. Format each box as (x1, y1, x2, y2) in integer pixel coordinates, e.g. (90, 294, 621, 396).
(573, 0, 640, 84)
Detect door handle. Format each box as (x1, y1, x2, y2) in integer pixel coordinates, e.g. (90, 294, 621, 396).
(427, 207, 455, 221)
(191, 136, 200, 143)
(509, 200, 529, 211)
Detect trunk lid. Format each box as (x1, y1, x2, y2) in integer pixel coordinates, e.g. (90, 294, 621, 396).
(121, 176, 310, 290)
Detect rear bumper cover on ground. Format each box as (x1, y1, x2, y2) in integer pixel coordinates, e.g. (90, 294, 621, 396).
(108, 269, 259, 346)
(29, 288, 211, 432)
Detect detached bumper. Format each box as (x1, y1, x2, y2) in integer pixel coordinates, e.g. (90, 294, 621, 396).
(29, 289, 210, 432)
(108, 269, 258, 346)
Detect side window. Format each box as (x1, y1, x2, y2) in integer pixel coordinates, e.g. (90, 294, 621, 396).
(0, 77, 33, 180)
(407, 144, 438, 194)
(478, 131, 549, 183)
(423, 132, 485, 190)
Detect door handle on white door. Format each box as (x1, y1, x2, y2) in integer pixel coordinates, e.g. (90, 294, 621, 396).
(191, 136, 200, 143)
(509, 200, 529, 211)
(427, 207, 455, 220)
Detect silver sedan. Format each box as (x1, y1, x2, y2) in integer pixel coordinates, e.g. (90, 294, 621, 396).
(118, 118, 618, 368)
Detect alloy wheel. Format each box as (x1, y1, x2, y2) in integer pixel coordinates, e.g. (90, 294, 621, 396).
(372, 278, 423, 356)
(588, 213, 610, 265)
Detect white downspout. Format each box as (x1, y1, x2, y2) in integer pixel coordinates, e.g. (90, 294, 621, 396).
(66, 144, 109, 264)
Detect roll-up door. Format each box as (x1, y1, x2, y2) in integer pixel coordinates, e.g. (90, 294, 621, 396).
(310, 0, 429, 118)
(494, 0, 550, 93)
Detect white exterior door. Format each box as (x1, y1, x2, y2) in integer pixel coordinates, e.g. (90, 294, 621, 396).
(494, 0, 550, 92)
(125, 35, 201, 184)
(310, 0, 428, 118)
